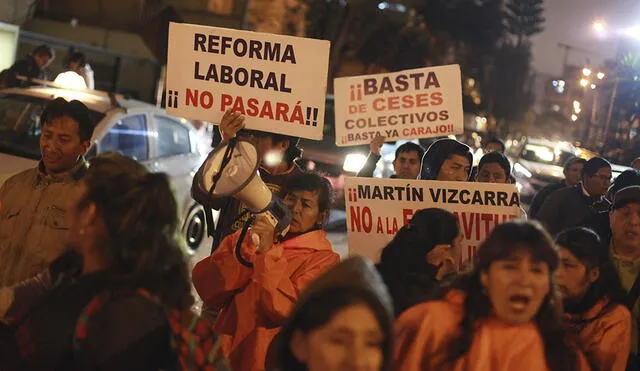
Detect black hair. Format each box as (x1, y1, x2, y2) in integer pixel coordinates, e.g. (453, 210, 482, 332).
(377, 208, 459, 317)
(432, 220, 579, 371)
(582, 157, 611, 179)
(555, 228, 626, 313)
(484, 137, 505, 153)
(478, 151, 511, 179)
(282, 172, 334, 214)
(395, 142, 425, 160)
(32, 44, 54, 59)
(278, 286, 393, 371)
(241, 129, 302, 164)
(41, 97, 96, 142)
(79, 153, 194, 310)
(563, 157, 587, 172)
(419, 138, 473, 180)
(608, 169, 640, 197)
(67, 52, 87, 67)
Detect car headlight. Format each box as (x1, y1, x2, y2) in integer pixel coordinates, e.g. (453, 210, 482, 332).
(343, 153, 367, 173)
(513, 162, 532, 178)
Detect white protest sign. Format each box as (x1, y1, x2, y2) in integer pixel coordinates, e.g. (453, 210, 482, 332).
(345, 177, 520, 266)
(166, 22, 330, 140)
(333, 65, 463, 146)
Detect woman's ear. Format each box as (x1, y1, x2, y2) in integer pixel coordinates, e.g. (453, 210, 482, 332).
(290, 330, 309, 363)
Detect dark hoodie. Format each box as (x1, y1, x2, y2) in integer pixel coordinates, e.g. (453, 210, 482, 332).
(274, 257, 395, 371)
(419, 138, 473, 180)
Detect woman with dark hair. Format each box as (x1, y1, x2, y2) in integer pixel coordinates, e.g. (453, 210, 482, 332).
(0, 153, 193, 369)
(377, 208, 460, 317)
(278, 256, 394, 371)
(394, 220, 589, 371)
(419, 138, 473, 181)
(556, 227, 631, 371)
(192, 171, 340, 371)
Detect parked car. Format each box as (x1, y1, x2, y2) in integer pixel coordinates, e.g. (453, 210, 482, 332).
(0, 86, 212, 254)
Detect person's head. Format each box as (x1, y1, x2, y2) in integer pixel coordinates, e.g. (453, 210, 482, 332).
(610, 186, 640, 253)
(484, 138, 505, 154)
(32, 45, 55, 70)
(392, 142, 425, 179)
(476, 151, 511, 183)
(66, 52, 87, 71)
(606, 169, 640, 201)
(419, 138, 472, 181)
(582, 157, 612, 198)
(282, 172, 334, 234)
(439, 221, 577, 371)
(66, 153, 193, 309)
(238, 130, 301, 169)
(40, 98, 95, 174)
(631, 158, 640, 170)
(555, 228, 626, 313)
(378, 208, 460, 316)
(562, 157, 586, 188)
(280, 257, 394, 371)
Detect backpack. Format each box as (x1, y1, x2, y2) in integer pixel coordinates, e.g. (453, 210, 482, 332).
(73, 288, 232, 371)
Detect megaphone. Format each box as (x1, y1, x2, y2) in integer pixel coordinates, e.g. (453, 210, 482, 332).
(199, 138, 292, 249)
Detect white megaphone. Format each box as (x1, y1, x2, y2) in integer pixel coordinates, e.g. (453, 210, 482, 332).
(199, 138, 292, 247)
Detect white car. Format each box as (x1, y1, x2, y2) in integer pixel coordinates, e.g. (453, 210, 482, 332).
(0, 86, 214, 254)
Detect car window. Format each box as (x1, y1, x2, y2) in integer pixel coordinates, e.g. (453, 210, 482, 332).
(154, 115, 191, 158)
(0, 94, 104, 160)
(521, 144, 574, 166)
(99, 114, 150, 161)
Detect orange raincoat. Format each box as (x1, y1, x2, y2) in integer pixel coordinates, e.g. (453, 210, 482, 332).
(394, 290, 591, 371)
(566, 298, 631, 371)
(192, 229, 339, 371)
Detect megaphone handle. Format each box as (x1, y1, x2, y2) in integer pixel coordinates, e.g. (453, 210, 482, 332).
(252, 211, 281, 252)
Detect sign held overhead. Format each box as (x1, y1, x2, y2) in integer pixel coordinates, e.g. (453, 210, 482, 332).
(166, 22, 330, 140)
(334, 65, 464, 146)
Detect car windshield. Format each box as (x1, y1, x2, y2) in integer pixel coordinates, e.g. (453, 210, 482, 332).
(0, 94, 105, 160)
(520, 143, 574, 166)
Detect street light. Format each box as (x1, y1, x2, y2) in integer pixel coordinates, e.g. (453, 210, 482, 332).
(571, 114, 579, 122)
(580, 78, 589, 87)
(591, 83, 597, 89)
(597, 72, 605, 80)
(622, 25, 640, 40)
(593, 20, 607, 37)
(583, 68, 592, 77)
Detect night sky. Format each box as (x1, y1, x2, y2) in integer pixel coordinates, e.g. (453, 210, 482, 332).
(531, 0, 640, 76)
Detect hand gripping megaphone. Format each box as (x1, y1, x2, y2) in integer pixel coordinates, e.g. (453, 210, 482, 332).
(199, 138, 292, 261)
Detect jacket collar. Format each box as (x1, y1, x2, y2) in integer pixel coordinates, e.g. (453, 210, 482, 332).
(35, 157, 89, 186)
(280, 229, 332, 251)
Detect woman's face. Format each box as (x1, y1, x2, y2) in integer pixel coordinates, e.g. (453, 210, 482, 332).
(556, 247, 597, 302)
(291, 304, 384, 371)
(284, 189, 326, 234)
(480, 249, 551, 325)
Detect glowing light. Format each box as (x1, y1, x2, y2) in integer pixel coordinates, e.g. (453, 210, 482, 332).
(593, 20, 607, 36)
(264, 150, 284, 167)
(575, 107, 582, 114)
(514, 163, 532, 178)
(558, 80, 566, 87)
(597, 72, 605, 80)
(571, 114, 578, 122)
(622, 25, 640, 40)
(573, 100, 581, 110)
(580, 79, 589, 87)
(343, 153, 367, 173)
(582, 68, 592, 77)
(591, 83, 597, 89)
(53, 71, 87, 90)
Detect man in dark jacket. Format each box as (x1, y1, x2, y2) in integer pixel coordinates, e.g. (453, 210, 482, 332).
(536, 157, 612, 235)
(357, 134, 424, 179)
(419, 138, 473, 181)
(1, 45, 55, 88)
(528, 157, 586, 218)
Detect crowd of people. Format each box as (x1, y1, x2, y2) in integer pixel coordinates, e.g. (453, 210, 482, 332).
(1, 96, 640, 371)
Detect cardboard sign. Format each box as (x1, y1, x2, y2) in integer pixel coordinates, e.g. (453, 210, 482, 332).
(334, 65, 463, 146)
(166, 22, 330, 140)
(345, 177, 521, 266)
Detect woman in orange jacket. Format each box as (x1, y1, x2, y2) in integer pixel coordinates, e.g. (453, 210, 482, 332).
(555, 228, 631, 371)
(192, 172, 340, 371)
(394, 220, 589, 371)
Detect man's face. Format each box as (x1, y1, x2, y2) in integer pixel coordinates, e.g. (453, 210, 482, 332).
(34, 55, 53, 70)
(393, 151, 421, 179)
(477, 162, 508, 183)
(40, 116, 90, 174)
(583, 167, 612, 198)
(611, 203, 640, 251)
(564, 162, 584, 187)
(484, 143, 504, 153)
(437, 154, 471, 182)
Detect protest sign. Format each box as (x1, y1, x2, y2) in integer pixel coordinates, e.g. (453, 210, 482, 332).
(345, 177, 521, 267)
(166, 22, 330, 140)
(333, 65, 463, 146)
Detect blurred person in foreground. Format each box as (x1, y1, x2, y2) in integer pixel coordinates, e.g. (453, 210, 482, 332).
(192, 172, 340, 371)
(631, 158, 640, 171)
(0, 44, 54, 88)
(394, 220, 589, 371)
(536, 157, 612, 235)
(419, 138, 473, 181)
(0, 97, 95, 287)
(0, 154, 194, 369)
(276, 256, 394, 371)
(555, 228, 631, 371)
(376, 208, 460, 318)
(357, 134, 425, 179)
(528, 157, 586, 218)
